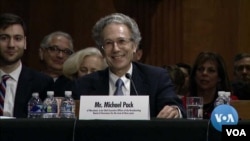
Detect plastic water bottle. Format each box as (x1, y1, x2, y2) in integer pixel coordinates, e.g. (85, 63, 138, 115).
(224, 91, 231, 105)
(214, 91, 231, 107)
(27, 92, 43, 118)
(43, 91, 58, 118)
(60, 91, 75, 118)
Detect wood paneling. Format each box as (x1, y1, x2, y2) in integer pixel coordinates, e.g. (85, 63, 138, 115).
(182, 0, 239, 79)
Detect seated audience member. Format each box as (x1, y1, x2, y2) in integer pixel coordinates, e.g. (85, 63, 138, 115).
(72, 13, 186, 118)
(63, 47, 107, 80)
(176, 62, 192, 96)
(0, 13, 54, 118)
(186, 52, 238, 119)
(232, 53, 250, 100)
(39, 31, 74, 97)
(163, 65, 185, 99)
(133, 46, 143, 61)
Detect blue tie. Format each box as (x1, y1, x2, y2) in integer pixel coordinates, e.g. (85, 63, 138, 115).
(114, 78, 124, 96)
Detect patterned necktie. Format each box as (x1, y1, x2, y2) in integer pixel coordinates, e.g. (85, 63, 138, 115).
(114, 78, 124, 96)
(0, 75, 10, 116)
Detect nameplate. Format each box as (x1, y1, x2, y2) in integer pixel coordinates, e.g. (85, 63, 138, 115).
(79, 96, 150, 120)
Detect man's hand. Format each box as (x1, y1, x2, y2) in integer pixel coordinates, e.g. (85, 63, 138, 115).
(157, 105, 180, 118)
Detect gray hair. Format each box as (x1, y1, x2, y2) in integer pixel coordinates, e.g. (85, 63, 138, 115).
(234, 53, 250, 62)
(40, 31, 74, 51)
(92, 13, 142, 47)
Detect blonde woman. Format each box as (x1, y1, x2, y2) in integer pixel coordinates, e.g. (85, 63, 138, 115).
(63, 47, 107, 80)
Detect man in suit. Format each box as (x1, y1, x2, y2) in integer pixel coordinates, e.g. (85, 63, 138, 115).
(39, 31, 74, 97)
(232, 53, 250, 100)
(0, 13, 54, 118)
(73, 13, 186, 118)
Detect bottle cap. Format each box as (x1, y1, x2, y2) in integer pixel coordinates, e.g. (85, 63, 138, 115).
(225, 92, 231, 97)
(32, 92, 39, 97)
(65, 91, 72, 97)
(47, 91, 54, 96)
(218, 91, 225, 97)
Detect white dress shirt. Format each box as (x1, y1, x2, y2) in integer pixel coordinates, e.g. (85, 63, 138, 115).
(109, 64, 133, 96)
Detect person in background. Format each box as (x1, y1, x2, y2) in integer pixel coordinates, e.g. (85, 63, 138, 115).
(186, 51, 238, 119)
(232, 53, 250, 100)
(63, 47, 107, 80)
(163, 65, 185, 99)
(0, 13, 54, 118)
(133, 45, 143, 61)
(176, 62, 192, 96)
(39, 31, 74, 97)
(72, 13, 185, 118)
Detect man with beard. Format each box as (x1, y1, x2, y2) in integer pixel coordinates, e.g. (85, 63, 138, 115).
(232, 53, 250, 99)
(0, 13, 53, 118)
(72, 13, 185, 118)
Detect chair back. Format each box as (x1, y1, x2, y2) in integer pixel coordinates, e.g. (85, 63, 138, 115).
(230, 100, 250, 119)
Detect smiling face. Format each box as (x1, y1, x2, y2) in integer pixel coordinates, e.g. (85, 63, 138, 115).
(40, 35, 72, 73)
(102, 23, 136, 76)
(0, 24, 26, 66)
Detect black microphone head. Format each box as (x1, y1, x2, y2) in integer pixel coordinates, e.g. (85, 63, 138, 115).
(125, 73, 138, 95)
(125, 73, 131, 79)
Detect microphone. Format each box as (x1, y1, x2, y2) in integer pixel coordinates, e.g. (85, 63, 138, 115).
(125, 73, 139, 95)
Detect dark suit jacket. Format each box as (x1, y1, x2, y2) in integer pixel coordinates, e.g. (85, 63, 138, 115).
(232, 81, 250, 100)
(53, 75, 72, 97)
(14, 66, 54, 118)
(72, 62, 186, 118)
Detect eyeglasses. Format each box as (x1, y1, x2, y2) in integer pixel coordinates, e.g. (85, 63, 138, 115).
(102, 38, 132, 50)
(236, 65, 250, 72)
(46, 45, 73, 56)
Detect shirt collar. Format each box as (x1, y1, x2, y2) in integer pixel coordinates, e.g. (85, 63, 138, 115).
(0, 63, 22, 81)
(109, 63, 133, 88)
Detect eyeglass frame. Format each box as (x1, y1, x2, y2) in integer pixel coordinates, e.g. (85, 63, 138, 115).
(101, 38, 133, 50)
(235, 65, 250, 72)
(45, 45, 73, 56)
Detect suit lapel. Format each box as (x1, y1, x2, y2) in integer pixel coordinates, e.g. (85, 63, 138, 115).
(14, 66, 32, 116)
(131, 63, 149, 95)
